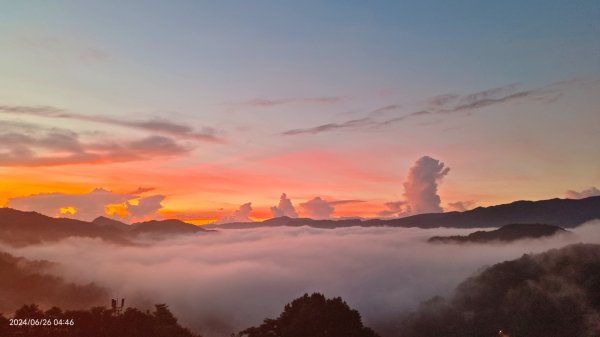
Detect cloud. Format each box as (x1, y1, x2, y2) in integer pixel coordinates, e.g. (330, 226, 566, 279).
(446, 201, 475, 212)
(216, 203, 253, 224)
(127, 195, 165, 220)
(403, 156, 450, 215)
(0, 105, 223, 143)
(566, 187, 600, 199)
(270, 193, 298, 218)
(282, 117, 372, 135)
(15, 35, 109, 63)
(377, 201, 410, 218)
(228, 96, 345, 108)
(281, 78, 591, 136)
(0, 125, 191, 167)
(3, 222, 600, 337)
(299, 197, 334, 219)
(6, 188, 164, 222)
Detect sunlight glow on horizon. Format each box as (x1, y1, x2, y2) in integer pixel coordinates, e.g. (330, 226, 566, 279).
(0, 1, 599, 223)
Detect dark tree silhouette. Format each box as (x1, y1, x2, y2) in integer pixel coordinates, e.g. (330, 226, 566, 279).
(2, 303, 200, 337)
(239, 293, 380, 337)
(398, 244, 600, 337)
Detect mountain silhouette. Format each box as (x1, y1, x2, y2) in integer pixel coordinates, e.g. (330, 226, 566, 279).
(428, 223, 569, 243)
(130, 219, 216, 235)
(92, 216, 131, 231)
(0, 208, 214, 246)
(396, 243, 600, 337)
(209, 196, 600, 229)
(0, 250, 107, 313)
(0, 208, 132, 246)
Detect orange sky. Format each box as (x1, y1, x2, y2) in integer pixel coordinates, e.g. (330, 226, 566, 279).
(1, 2, 599, 224)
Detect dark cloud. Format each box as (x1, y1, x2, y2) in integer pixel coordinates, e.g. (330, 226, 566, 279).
(271, 193, 298, 218)
(566, 187, 600, 199)
(0, 105, 223, 143)
(0, 127, 191, 167)
(282, 117, 372, 135)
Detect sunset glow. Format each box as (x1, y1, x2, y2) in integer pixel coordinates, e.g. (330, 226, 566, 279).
(1, 1, 599, 224)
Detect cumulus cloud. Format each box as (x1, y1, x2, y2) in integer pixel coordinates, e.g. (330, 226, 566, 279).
(377, 201, 410, 218)
(300, 197, 335, 219)
(447, 201, 475, 212)
(566, 187, 600, 199)
(126, 195, 165, 221)
(270, 193, 298, 218)
(216, 203, 253, 224)
(402, 156, 450, 215)
(6, 188, 164, 222)
(2, 222, 600, 337)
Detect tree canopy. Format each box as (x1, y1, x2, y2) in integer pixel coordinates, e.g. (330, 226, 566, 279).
(239, 293, 380, 337)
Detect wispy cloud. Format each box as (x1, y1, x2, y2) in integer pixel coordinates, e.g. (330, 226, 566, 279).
(227, 96, 345, 108)
(0, 127, 190, 167)
(281, 78, 594, 136)
(0, 105, 224, 143)
(282, 117, 372, 135)
(15, 35, 109, 63)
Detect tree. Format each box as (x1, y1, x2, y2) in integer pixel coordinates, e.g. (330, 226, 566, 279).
(239, 293, 380, 337)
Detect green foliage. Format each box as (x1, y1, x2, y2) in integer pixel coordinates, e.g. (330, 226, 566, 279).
(239, 293, 380, 337)
(399, 244, 600, 337)
(2, 303, 200, 337)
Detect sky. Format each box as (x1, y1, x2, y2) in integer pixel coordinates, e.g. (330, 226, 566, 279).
(0, 1, 599, 224)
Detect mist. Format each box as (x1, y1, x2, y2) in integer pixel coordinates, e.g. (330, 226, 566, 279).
(2, 221, 600, 336)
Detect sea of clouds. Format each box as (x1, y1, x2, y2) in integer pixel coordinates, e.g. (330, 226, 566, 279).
(2, 221, 600, 336)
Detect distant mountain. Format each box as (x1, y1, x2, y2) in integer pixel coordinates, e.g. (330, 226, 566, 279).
(428, 223, 569, 244)
(92, 216, 131, 231)
(0, 208, 133, 246)
(208, 196, 600, 229)
(0, 208, 213, 246)
(131, 219, 215, 235)
(0, 250, 107, 313)
(396, 243, 600, 337)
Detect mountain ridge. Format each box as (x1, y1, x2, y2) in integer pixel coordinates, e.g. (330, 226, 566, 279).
(207, 196, 600, 229)
(427, 223, 570, 243)
(0, 208, 213, 246)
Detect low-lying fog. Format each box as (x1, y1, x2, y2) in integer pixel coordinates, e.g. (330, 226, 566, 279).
(3, 221, 600, 337)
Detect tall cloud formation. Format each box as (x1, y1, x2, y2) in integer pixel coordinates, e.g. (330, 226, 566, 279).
(402, 156, 450, 215)
(216, 202, 253, 224)
(566, 186, 600, 199)
(300, 197, 334, 219)
(270, 193, 298, 218)
(6, 188, 164, 222)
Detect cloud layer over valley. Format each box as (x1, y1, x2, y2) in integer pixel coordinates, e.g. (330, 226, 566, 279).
(2, 222, 600, 336)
